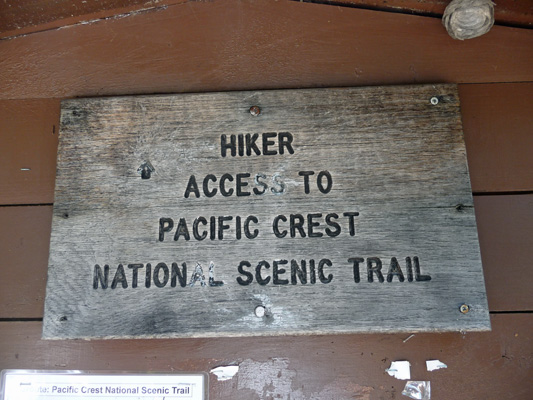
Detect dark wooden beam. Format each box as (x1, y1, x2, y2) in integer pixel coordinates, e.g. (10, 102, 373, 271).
(0, 0, 187, 39)
(0, 1, 532, 102)
(1, 0, 531, 39)
(330, 1, 533, 27)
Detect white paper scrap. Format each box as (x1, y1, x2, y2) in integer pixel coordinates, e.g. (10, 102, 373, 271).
(210, 365, 239, 381)
(386, 361, 411, 380)
(426, 360, 447, 372)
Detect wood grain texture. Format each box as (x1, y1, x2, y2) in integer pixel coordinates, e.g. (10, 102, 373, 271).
(1, 0, 531, 39)
(3, 194, 529, 319)
(43, 84, 490, 339)
(460, 83, 533, 193)
(474, 194, 533, 312)
(0, 195, 533, 318)
(0, 99, 60, 205)
(0, 206, 52, 318)
(0, 0, 532, 101)
(0, 84, 530, 206)
(1, 314, 532, 399)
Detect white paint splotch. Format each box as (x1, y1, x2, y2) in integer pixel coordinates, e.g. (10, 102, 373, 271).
(237, 358, 295, 399)
(235, 358, 373, 400)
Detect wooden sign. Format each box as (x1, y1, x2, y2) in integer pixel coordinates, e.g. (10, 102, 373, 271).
(43, 84, 490, 339)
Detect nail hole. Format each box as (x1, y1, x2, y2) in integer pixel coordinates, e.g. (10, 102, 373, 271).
(59, 316, 68, 322)
(63, 213, 69, 219)
(254, 305, 266, 318)
(455, 204, 464, 211)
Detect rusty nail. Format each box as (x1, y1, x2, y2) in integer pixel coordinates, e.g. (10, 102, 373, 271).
(249, 106, 261, 116)
(430, 97, 439, 105)
(459, 304, 470, 314)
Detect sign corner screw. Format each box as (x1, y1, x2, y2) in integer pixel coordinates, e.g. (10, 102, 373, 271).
(430, 97, 439, 105)
(459, 304, 470, 314)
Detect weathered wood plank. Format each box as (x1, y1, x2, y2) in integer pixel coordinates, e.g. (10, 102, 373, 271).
(460, 83, 533, 193)
(43, 84, 489, 338)
(0, 99, 60, 205)
(1, 86, 531, 317)
(0, 0, 532, 101)
(2, 194, 530, 319)
(1, 314, 532, 398)
(0, 206, 51, 318)
(0, 84, 531, 206)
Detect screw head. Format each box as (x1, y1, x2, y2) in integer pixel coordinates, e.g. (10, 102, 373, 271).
(430, 97, 439, 105)
(249, 105, 261, 116)
(254, 305, 266, 317)
(459, 304, 470, 314)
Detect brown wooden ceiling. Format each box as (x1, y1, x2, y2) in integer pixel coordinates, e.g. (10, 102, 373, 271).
(333, 0, 533, 27)
(1, 0, 532, 39)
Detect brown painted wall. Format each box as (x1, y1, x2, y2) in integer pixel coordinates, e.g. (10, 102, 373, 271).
(0, 1, 532, 399)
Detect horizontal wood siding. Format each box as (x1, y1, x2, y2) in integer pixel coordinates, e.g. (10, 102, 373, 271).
(0, 206, 51, 318)
(0, 1, 532, 101)
(1, 0, 531, 39)
(474, 194, 533, 312)
(460, 83, 533, 193)
(0, 99, 59, 205)
(334, 0, 533, 26)
(0, 315, 531, 398)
